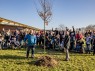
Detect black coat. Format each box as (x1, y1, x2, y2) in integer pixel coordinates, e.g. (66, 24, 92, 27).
(64, 35, 70, 49)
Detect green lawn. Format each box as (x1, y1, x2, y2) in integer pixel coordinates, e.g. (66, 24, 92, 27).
(0, 48, 95, 71)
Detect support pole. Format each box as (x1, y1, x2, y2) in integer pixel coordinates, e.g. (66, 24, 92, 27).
(44, 0, 46, 54)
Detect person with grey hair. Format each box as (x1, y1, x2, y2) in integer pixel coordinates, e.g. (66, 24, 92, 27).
(64, 30, 70, 61)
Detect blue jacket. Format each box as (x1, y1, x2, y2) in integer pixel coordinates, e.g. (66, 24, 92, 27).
(24, 34, 37, 46)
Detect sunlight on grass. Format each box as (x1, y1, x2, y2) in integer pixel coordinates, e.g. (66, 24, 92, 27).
(0, 48, 95, 71)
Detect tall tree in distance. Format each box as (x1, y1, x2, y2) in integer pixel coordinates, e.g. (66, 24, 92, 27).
(36, 0, 52, 53)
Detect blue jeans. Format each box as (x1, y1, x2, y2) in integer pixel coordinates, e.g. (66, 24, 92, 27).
(75, 45, 81, 52)
(26, 45, 35, 57)
(86, 44, 91, 54)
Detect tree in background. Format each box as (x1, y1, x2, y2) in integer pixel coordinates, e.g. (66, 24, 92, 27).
(59, 24, 65, 31)
(86, 25, 95, 31)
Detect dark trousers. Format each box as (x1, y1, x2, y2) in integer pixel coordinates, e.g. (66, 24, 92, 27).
(86, 44, 91, 54)
(26, 45, 35, 57)
(0, 42, 2, 49)
(70, 42, 74, 51)
(93, 46, 95, 55)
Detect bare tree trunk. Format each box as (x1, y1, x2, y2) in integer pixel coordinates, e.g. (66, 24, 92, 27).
(35, 0, 52, 53)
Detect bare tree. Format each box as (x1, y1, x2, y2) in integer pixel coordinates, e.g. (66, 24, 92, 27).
(37, 0, 52, 53)
(86, 25, 95, 31)
(59, 24, 65, 30)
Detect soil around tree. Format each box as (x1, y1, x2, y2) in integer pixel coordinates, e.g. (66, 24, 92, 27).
(34, 56, 58, 67)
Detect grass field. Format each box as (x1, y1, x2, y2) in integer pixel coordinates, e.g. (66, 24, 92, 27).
(0, 48, 95, 71)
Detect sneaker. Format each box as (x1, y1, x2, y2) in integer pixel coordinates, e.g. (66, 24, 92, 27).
(64, 59, 69, 61)
(26, 55, 29, 58)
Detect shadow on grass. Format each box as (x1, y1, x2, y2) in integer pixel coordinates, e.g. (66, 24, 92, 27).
(48, 53, 64, 55)
(36, 48, 64, 55)
(27, 61, 36, 65)
(0, 55, 26, 60)
(16, 58, 38, 65)
(70, 53, 93, 56)
(27, 57, 38, 65)
(17, 47, 64, 56)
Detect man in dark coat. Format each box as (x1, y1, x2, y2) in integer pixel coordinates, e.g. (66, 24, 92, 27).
(64, 30, 70, 61)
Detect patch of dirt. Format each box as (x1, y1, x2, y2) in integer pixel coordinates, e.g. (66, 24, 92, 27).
(34, 56, 58, 67)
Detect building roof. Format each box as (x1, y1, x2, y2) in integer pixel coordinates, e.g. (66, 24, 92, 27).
(0, 17, 40, 31)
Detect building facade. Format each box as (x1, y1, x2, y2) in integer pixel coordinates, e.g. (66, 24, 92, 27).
(0, 17, 40, 31)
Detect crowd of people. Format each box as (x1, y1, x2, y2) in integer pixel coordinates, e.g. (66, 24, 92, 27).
(0, 27, 95, 60)
(0, 29, 25, 49)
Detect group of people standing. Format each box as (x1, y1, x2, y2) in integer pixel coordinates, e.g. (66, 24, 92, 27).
(0, 27, 95, 61)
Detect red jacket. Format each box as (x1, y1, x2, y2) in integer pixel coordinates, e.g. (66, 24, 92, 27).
(75, 33, 83, 40)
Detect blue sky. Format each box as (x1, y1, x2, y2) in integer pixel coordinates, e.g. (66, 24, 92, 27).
(0, 0, 95, 30)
